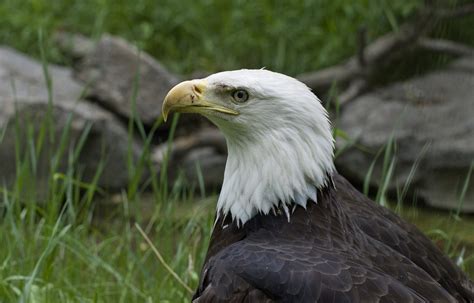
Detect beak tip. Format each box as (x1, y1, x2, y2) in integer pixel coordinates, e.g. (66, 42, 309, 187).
(162, 98, 169, 122)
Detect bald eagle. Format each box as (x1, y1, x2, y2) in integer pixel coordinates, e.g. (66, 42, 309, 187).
(162, 70, 474, 302)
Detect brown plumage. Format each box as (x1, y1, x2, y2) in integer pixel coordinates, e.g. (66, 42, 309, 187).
(193, 174, 474, 302)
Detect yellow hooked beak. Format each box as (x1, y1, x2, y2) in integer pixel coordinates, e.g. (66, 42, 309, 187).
(161, 80, 239, 122)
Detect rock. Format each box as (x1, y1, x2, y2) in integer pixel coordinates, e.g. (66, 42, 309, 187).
(0, 46, 143, 190)
(75, 34, 179, 124)
(153, 128, 226, 190)
(0, 47, 84, 106)
(153, 128, 226, 162)
(336, 56, 474, 212)
(177, 147, 226, 191)
(53, 31, 96, 61)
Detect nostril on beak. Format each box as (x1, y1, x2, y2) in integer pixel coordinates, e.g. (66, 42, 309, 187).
(193, 85, 202, 95)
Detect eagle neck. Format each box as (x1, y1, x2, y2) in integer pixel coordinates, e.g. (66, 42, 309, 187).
(216, 125, 335, 226)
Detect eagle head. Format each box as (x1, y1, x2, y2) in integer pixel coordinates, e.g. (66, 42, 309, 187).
(162, 69, 335, 225)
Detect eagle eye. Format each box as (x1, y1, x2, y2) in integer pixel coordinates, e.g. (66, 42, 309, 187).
(232, 89, 249, 103)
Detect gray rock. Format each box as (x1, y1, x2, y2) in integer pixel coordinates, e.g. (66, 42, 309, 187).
(0, 46, 143, 190)
(75, 35, 179, 124)
(178, 147, 226, 191)
(336, 56, 474, 212)
(153, 128, 226, 190)
(0, 46, 84, 109)
(53, 31, 96, 60)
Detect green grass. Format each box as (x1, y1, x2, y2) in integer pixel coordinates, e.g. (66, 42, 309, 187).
(0, 0, 422, 75)
(1, 1, 474, 302)
(1, 195, 214, 302)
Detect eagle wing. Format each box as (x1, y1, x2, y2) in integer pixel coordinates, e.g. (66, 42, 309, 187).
(193, 228, 455, 302)
(335, 174, 474, 301)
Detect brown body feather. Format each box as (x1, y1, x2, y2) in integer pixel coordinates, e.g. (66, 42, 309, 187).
(193, 174, 474, 303)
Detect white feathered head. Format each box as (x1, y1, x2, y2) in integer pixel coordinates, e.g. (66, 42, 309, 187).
(163, 69, 335, 225)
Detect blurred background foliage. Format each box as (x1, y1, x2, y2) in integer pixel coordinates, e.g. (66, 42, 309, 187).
(1, 0, 428, 75)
